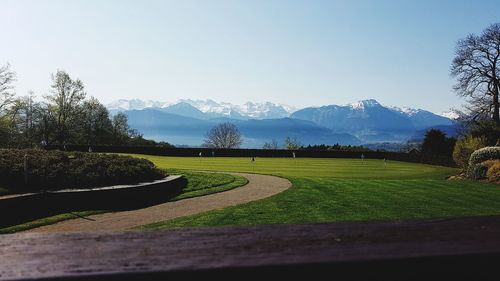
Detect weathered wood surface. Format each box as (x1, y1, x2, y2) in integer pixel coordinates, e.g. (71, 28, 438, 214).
(2, 216, 500, 280)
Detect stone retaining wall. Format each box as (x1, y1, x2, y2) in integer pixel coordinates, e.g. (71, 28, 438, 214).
(0, 176, 186, 228)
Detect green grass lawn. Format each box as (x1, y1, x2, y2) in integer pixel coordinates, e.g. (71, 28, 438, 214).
(136, 155, 457, 179)
(168, 169, 247, 201)
(130, 156, 500, 230)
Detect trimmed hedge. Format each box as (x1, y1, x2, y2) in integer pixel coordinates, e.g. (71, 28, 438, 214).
(44, 145, 421, 163)
(466, 163, 488, 180)
(0, 149, 165, 192)
(468, 147, 500, 167)
(466, 147, 500, 180)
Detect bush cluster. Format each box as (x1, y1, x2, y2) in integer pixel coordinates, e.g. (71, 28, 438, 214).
(466, 159, 500, 182)
(0, 149, 165, 192)
(453, 135, 487, 169)
(485, 160, 500, 182)
(468, 147, 500, 167)
(465, 147, 500, 180)
(466, 162, 488, 180)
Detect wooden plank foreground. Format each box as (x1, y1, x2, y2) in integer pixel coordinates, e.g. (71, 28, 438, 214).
(2, 216, 500, 280)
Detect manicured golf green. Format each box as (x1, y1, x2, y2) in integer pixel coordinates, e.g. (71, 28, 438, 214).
(129, 155, 500, 229)
(135, 155, 457, 179)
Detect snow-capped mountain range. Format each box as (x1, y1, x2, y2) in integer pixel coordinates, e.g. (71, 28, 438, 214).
(106, 98, 454, 120)
(107, 99, 295, 120)
(106, 98, 458, 147)
(107, 99, 170, 111)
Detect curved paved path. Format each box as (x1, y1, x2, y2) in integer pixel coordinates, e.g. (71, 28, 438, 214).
(27, 172, 292, 233)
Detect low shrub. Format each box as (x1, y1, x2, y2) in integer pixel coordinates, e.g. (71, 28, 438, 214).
(466, 163, 488, 180)
(485, 160, 500, 183)
(482, 160, 498, 169)
(0, 149, 165, 192)
(453, 135, 487, 169)
(468, 146, 500, 167)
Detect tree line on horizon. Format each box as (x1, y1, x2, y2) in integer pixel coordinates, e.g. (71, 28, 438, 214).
(0, 68, 171, 148)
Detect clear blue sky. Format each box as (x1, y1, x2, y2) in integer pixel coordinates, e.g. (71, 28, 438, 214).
(1, 0, 499, 113)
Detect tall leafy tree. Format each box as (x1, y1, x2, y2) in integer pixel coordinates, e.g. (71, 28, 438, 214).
(9, 92, 38, 147)
(79, 97, 113, 144)
(421, 129, 456, 165)
(0, 65, 162, 148)
(0, 63, 16, 146)
(112, 112, 131, 145)
(0, 63, 15, 116)
(46, 70, 86, 144)
(35, 102, 56, 146)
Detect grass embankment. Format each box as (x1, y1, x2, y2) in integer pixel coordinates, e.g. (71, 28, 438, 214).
(0, 170, 247, 234)
(130, 156, 500, 230)
(169, 169, 247, 201)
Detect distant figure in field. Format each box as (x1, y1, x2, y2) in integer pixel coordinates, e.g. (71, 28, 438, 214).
(361, 153, 365, 162)
(292, 152, 296, 159)
(212, 150, 215, 157)
(199, 152, 202, 157)
(88, 146, 92, 153)
(384, 158, 387, 168)
(251, 157, 255, 163)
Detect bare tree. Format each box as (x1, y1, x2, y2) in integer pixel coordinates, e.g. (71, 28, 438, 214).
(203, 122, 242, 148)
(0, 63, 16, 116)
(451, 23, 500, 123)
(262, 139, 279, 149)
(284, 136, 301, 150)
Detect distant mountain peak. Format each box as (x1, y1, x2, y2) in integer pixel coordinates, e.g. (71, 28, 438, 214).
(290, 99, 454, 143)
(390, 106, 422, 117)
(349, 99, 381, 110)
(440, 110, 461, 120)
(107, 99, 170, 111)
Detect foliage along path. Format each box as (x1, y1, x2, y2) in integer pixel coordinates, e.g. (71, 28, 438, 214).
(26, 172, 291, 233)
